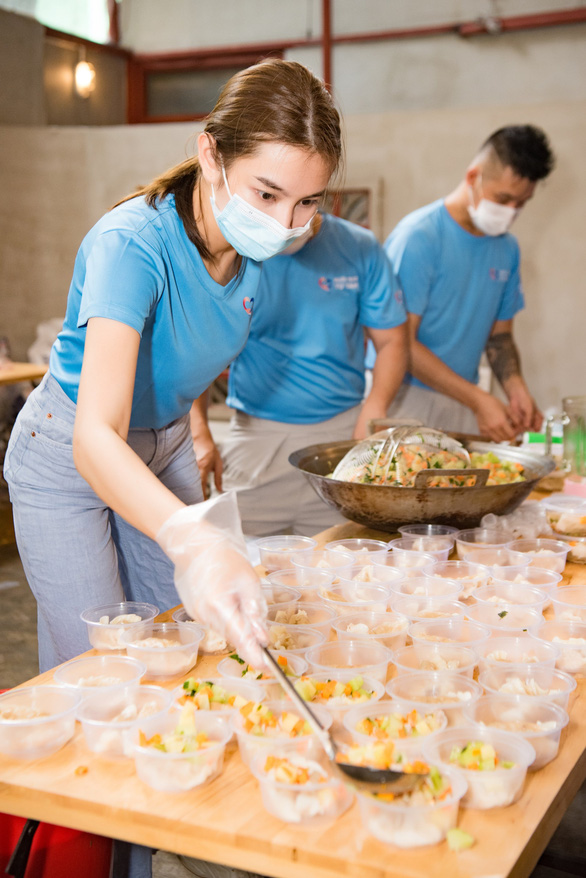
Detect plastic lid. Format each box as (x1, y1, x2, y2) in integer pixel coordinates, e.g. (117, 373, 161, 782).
(542, 492, 586, 513)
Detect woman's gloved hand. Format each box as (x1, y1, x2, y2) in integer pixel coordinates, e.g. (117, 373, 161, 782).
(156, 493, 267, 666)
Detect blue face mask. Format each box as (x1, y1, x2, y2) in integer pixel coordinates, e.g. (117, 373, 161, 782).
(210, 166, 315, 262)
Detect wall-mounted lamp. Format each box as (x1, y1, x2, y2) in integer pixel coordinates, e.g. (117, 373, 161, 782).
(75, 57, 96, 98)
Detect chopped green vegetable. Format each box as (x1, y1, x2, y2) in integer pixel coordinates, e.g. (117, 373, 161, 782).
(229, 652, 245, 664)
(447, 828, 475, 851)
(498, 610, 508, 619)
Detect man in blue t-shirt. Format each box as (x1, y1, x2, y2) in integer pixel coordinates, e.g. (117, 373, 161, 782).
(196, 212, 407, 535)
(383, 125, 555, 441)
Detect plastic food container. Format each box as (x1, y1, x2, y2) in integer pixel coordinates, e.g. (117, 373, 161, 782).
(257, 535, 317, 572)
(81, 601, 159, 652)
(122, 622, 204, 680)
(294, 671, 385, 726)
(490, 567, 562, 596)
(261, 578, 302, 607)
(392, 576, 463, 600)
(249, 752, 353, 825)
(54, 654, 147, 695)
(171, 608, 230, 655)
(391, 596, 465, 624)
(550, 585, 586, 622)
(391, 644, 477, 679)
(464, 603, 543, 637)
(133, 710, 232, 792)
(456, 528, 512, 559)
(462, 547, 528, 572)
(352, 562, 405, 589)
(532, 619, 586, 676)
(372, 552, 436, 579)
(398, 524, 460, 539)
(217, 650, 307, 701)
(0, 686, 78, 759)
(475, 635, 559, 673)
(472, 582, 548, 613)
(409, 618, 491, 649)
(425, 560, 488, 599)
(291, 550, 355, 593)
(77, 685, 173, 758)
(325, 538, 389, 566)
(421, 727, 535, 809)
(388, 536, 454, 563)
(332, 611, 409, 651)
(542, 493, 586, 537)
(355, 765, 467, 848)
(305, 639, 392, 684)
(478, 665, 577, 711)
(546, 533, 586, 564)
(386, 672, 482, 726)
(317, 582, 392, 616)
(266, 624, 327, 656)
(171, 676, 264, 716)
(343, 700, 448, 760)
(463, 694, 569, 770)
(264, 569, 331, 603)
(231, 700, 333, 768)
(266, 602, 336, 637)
(507, 538, 570, 574)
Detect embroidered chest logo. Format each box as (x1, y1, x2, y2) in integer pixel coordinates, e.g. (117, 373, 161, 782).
(243, 296, 254, 315)
(489, 268, 510, 282)
(317, 275, 359, 292)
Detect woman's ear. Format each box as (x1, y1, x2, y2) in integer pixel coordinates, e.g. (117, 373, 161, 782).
(197, 132, 223, 187)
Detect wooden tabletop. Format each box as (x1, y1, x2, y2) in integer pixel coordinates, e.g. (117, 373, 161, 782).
(0, 362, 47, 386)
(1, 521, 585, 877)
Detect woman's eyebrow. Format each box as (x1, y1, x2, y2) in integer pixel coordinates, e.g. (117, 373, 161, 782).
(254, 176, 325, 199)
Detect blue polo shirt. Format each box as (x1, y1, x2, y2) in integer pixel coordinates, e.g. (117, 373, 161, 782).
(50, 194, 261, 429)
(227, 212, 406, 424)
(384, 199, 524, 389)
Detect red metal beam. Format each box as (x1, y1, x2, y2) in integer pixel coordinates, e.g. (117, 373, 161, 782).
(459, 7, 586, 36)
(322, 0, 332, 93)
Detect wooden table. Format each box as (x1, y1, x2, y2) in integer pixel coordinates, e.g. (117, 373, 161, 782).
(0, 362, 47, 386)
(1, 524, 585, 878)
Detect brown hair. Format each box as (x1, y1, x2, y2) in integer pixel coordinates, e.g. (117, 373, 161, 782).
(115, 59, 342, 262)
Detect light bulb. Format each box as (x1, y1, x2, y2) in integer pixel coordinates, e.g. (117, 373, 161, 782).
(75, 61, 96, 98)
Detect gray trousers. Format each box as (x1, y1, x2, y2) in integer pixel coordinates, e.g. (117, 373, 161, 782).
(221, 406, 361, 537)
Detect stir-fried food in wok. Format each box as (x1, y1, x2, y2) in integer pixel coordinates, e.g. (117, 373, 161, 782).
(331, 446, 525, 488)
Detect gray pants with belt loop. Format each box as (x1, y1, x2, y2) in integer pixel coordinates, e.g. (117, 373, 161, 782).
(4, 373, 204, 878)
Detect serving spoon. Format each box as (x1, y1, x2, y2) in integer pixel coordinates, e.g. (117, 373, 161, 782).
(262, 647, 428, 795)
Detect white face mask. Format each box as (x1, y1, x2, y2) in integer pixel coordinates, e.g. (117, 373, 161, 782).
(210, 166, 315, 261)
(468, 178, 518, 236)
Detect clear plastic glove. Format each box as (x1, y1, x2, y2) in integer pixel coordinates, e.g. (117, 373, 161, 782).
(157, 492, 267, 666)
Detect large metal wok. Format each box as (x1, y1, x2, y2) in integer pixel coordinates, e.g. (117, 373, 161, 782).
(289, 440, 555, 532)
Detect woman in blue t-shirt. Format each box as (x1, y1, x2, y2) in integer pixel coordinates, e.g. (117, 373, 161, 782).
(4, 59, 342, 676)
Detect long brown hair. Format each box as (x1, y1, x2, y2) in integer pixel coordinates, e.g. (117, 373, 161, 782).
(116, 59, 342, 262)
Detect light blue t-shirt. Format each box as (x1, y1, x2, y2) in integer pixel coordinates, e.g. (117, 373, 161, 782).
(384, 199, 525, 390)
(50, 194, 261, 429)
(227, 212, 406, 424)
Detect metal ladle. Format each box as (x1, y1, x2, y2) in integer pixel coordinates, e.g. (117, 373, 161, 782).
(262, 648, 428, 795)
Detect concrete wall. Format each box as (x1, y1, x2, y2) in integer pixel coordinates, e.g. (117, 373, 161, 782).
(1, 96, 583, 410)
(0, 8, 126, 126)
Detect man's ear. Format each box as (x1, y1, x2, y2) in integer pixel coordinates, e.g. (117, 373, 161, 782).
(197, 132, 223, 188)
(465, 164, 481, 188)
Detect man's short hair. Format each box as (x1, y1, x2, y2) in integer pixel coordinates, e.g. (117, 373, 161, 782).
(481, 125, 555, 182)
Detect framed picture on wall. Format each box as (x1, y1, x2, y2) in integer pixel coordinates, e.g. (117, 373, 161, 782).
(323, 188, 371, 229)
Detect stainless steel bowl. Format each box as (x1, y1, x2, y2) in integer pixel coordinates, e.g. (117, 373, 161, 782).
(289, 441, 555, 532)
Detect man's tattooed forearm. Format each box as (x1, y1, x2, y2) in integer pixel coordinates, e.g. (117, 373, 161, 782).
(485, 332, 521, 384)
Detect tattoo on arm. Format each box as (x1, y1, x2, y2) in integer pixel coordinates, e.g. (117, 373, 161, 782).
(485, 332, 521, 384)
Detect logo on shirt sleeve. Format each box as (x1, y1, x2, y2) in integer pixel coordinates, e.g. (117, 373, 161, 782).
(243, 296, 254, 315)
(395, 288, 404, 305)
(489, 268, 510, 282)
